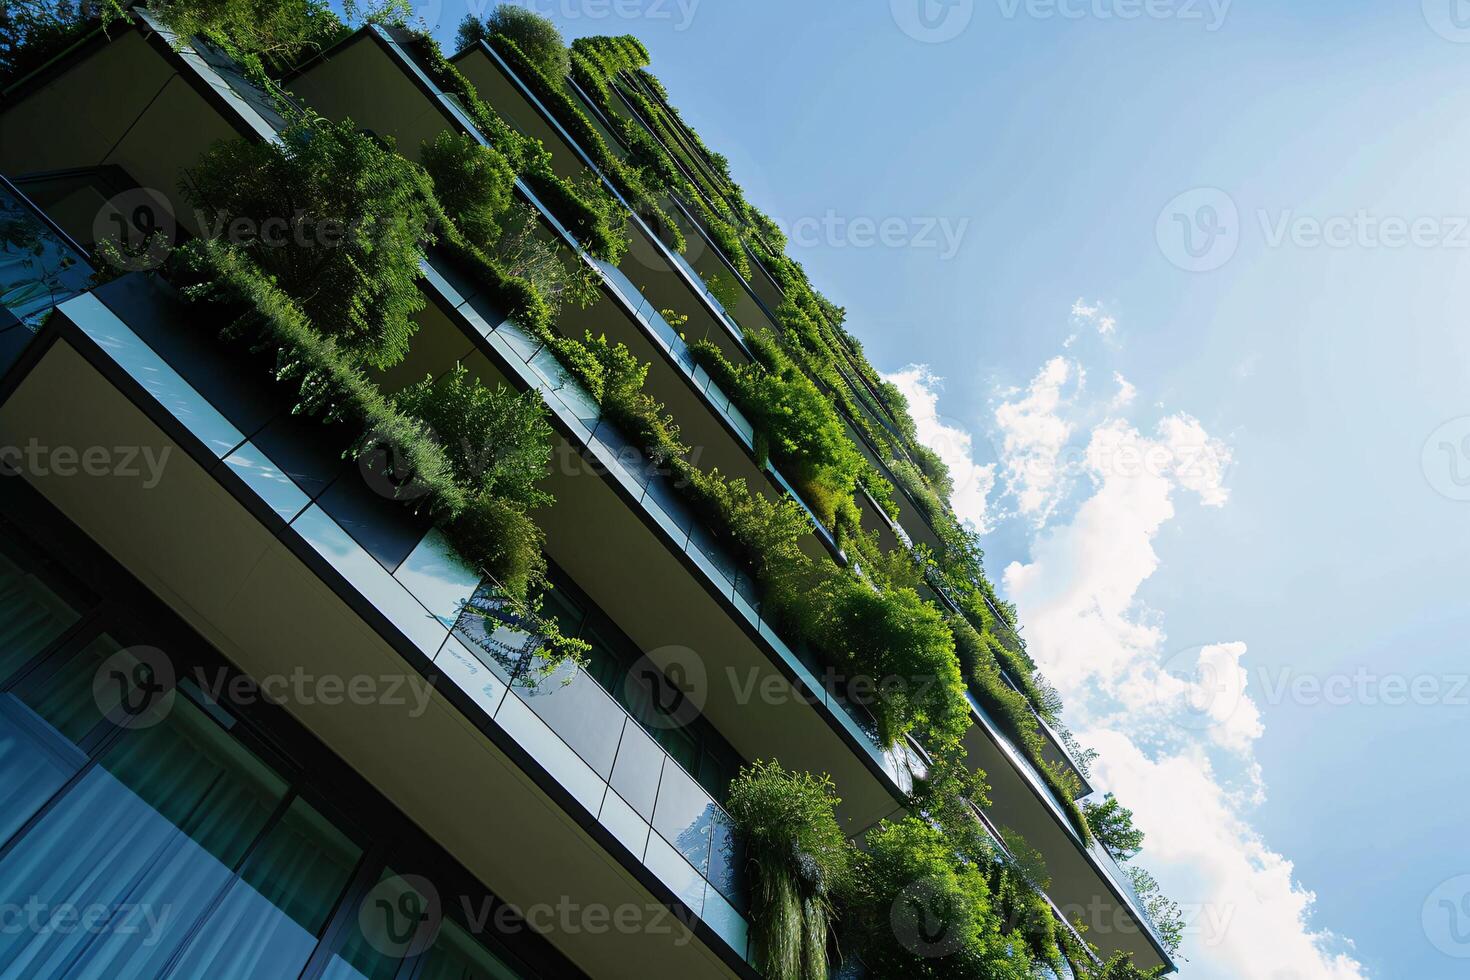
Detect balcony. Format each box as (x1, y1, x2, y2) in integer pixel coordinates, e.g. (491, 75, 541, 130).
(963, 692, 1175, 973)
(0, 176, 92, 367)
(0, 273, 760, 978)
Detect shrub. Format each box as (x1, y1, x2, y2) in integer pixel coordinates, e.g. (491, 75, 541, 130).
(690, 331, 863, 529)
(421, 130, 516, 248)
(392, 365, 552, 510)
(1, 1, 126, 88)
(167, 239, 465, 518)
(149, 0, 344, 64)
(725, 761, 853, 980)
(182, 117, 436, 369)
(804, 577, 968, 751)
(444, 491, 546, 603)
(480, 4, 569, 80)
(850, 817, 1026, 980)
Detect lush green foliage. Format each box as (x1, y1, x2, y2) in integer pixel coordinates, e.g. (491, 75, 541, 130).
(1084, 794, 1146, 862)
(463, 5, 568, 81)
(689, 332, 863, 530)
(182, 117, 435, 368)
(168, 238, 463, 516)
(850, 818, 1027, 979)
(407, 32, 630, 263)
(485, 32, 674, 257)
(801, 576, 968, 752)
(0, 0, 126, 88)
(393, 365, 552, 508)
(421, 130, 516, 248)
(725, 761, 853, 980)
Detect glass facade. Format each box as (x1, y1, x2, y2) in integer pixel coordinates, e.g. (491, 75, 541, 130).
(0, 522, 572, 980)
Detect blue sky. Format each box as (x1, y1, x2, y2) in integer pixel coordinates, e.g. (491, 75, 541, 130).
(417, 2, 1470, 975)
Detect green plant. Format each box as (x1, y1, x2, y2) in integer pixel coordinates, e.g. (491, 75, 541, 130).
(1126, 865, 1184, 955)
(800, 576, 968, 752)
(851, 817, 1026, 979)
(149, 0, 344, 64)
(444, 491, 546, 604)
(477, 4, 569, 80)
(393, 365, 552, 508)
(690, 330, 863, 530)
(725, 760, 853, 980)
(167, 239, 464, 519)
(0, 1, 127, 88)
(1083, 794, 1145, 863)
(421, 130, 516, 248)
(182, 117, 437, 369)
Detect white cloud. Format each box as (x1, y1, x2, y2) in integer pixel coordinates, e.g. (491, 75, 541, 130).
(882, 365, 997, 532)
(992, 322, 1360, 978)
(993, 356, 1081, 526)
(1112, 371, 1137, 409)
(1072, 297, 1119, 336)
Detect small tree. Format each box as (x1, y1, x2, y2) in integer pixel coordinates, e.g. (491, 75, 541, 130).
(1083, 794, 1146, 862)
(476, 5, 569, 81)
(421, 130, 516, 248)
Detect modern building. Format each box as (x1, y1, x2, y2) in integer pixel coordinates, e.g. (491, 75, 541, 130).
(0, 9, 1177, 979)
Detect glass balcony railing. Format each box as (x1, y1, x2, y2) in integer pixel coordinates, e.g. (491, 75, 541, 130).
(452, 586, 749, 943)
(0, 175, 92, 328)
(423, 256, 918, 796)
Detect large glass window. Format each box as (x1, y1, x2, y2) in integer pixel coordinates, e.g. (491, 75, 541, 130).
(0, 519, 564, 980)
(0, 544, 86, 684)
